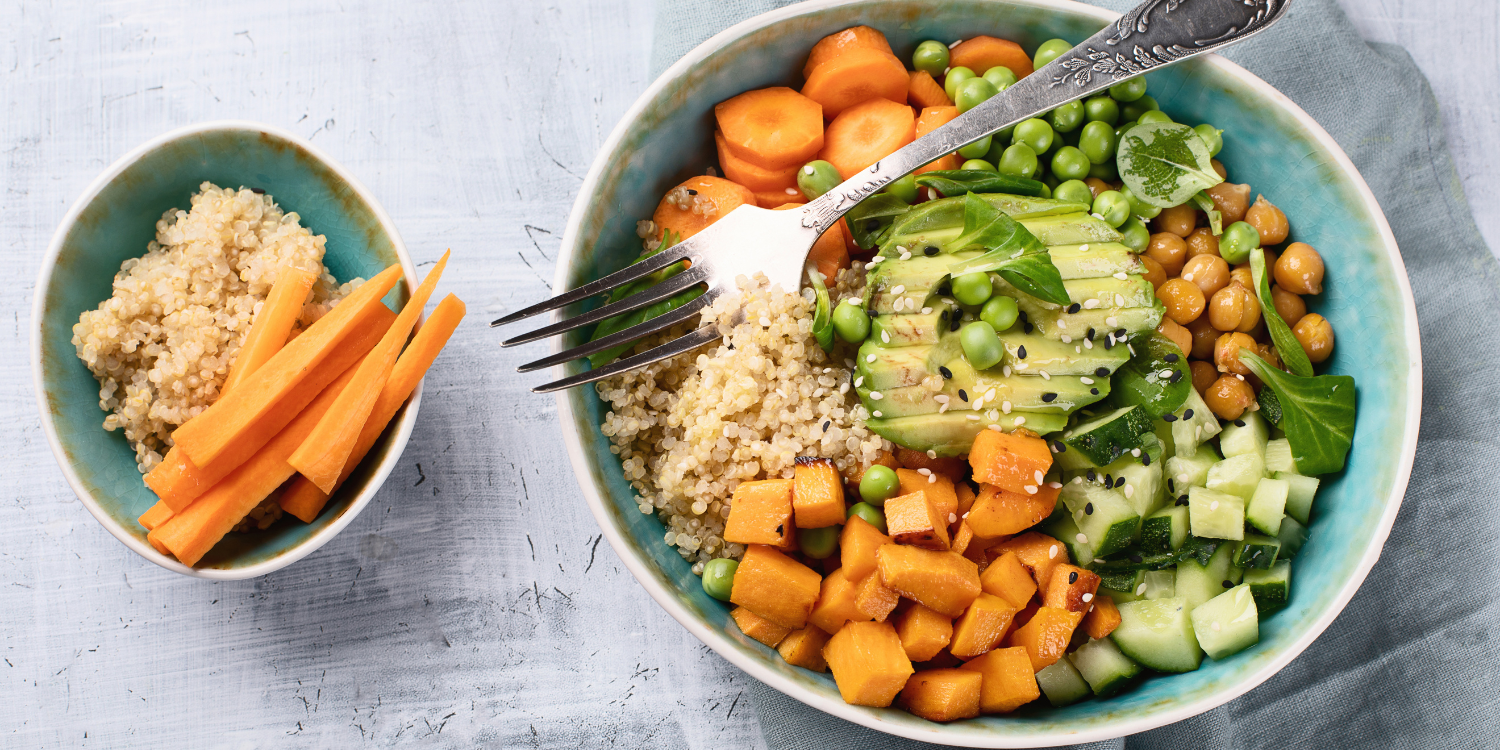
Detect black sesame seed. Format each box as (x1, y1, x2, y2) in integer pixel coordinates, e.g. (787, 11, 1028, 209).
(1178, 495, 1190, 505)
(1068, 571, 1079, 584)
(1170, 369, 1184, 383)
(1167, 479, 1176, 493)
(1087, 328, 1097, 341)
(1142, 454, 1151, 466)
(1234, 418, 1246, 427)
(924, 245, 940, 256)
(686, 189, 698, 196)
(939, 366, 953, 379)
(1222, 580, 1234, 589)
(1024, 322, 1034, 334)
(1084, 503, 1094, 515)
(959, 389, 969, 402)
(250, 187, 265, 194)
(1130, 554, 1143, 564)
(1090, 388, 1099, 396)
(1115, 328, 1128, 338)
(950, 313, 962, 332)
(1018, 311, 1028, 323)
(1164, 353, 1179, 363)
(1162, 414, 1178, 423)
(1104, 474, 1113, 487)
(1095, 367, 1109, 377)
(823, 421, 831, 432)
(1103, 338, 1114, 350)
(775, 523, 783, 535)
(1086, 470, 1096, 482)
(1183, 409, 1194, 419)
(1067, 303, 1081, 314)
(1053, 440, 1067, 453)
(1017, 346, 1028, 360)
(938, 281, 951, 296)
(1042, 392, 1057, 402)
(865, 218, 880, 231)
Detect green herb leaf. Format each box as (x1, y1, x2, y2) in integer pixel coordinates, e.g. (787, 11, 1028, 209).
(1258, 386, 1283, 424)
(1250, 248, 1313, 377)
(945, 193, 1070, 305)
(914, 170, 1047, 198)
(1090, 536, 1220, 573)
(1190, 191, 1223, 236)
(1111, 333, 1191, 418)
(810, 270, 834, 353)
(1239, 351, 1357, 476)
(587, 287, 705, 367)
(844, 193, 909, 250)
(1116, 122, 1224, 209)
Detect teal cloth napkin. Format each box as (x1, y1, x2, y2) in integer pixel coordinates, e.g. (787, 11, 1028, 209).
(651, 0, 1500, 746)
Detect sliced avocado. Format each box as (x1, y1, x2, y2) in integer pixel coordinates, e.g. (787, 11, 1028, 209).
(1018, 213, 1124, 246)
(882, 195, 1090, 255)
(995, 274, 1155, 313)
(1026, 302, 1166, 343)
(855, 334, 962, 392)
(866, 411, 1070, 457)
(859, 361, 1110, 419)
(1000, 330, 1129, 377)
(1050, 243, 1146, 279)
(864, 251, 980, 313)
(868, 299, 956, 348)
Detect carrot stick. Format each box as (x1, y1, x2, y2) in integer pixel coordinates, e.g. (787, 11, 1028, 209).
(288, 251, 450, 493)
(221, 266, 317, 395)
(280, 293, 466, 522)
(144, 302, 397, 511)
(818, 97, 916, 180)
(168, 263, 403, 469)
(137, 500, 174, 531)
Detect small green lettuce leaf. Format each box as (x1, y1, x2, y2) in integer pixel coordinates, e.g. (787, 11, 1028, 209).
(844, 193, 909, 250)
(1239, 351, 1356, 476)
(914, 170, 1047, 198)
(1250, 248, 1313, 377)
(810, 270, 834, 353)
(1190, 191, 1224, 236)
(1117, 122, 1224, 209)
(945, 193, 1070, 305)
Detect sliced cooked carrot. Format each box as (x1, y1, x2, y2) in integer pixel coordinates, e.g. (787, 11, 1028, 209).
(755, 188, 805, 207)
(802, 26, 894, 79)
(908, 70, 953, 109)
(221, 266, 317, 395)
(818, 97, 916, 180)
(144, 303, 397, 511)
(915, 106, 962, 175)
(137, 500, 174, 531)
(652, 176, 758, 240)
(168, 263, 404, 469)
(280, 294, 466, 523)
(715, 131, 801, 192)
(950, 36, 1034, 80)
(802, 47, 909, 120)
(715, 87, 825, 170)
(810, 221, 850, 283)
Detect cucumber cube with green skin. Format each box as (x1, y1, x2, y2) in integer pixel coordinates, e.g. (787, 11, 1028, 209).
(1036, 658, 1094, 707)
(1232, 534, 1281, 569)
(1246, 477, 1289, 535)
(1062, 406, 1153, 466)
(1141, 506, 1190, 553)
(1218, 411, 1269, 460)
(1103, 456, 1164, 520)
(1045, 513, 1094, 567)
(1164, 446, 1220, 499)
(1112, 597, 1203, 673)
(1243, 560, 1291, 615)
(1169, 388, 1221, 459)
(1068, 637, 1142, 697)
(1191, 584, 1260, 660)
(1205, 453, 1266, 500)
(1264, 438, 1296, 474)
(1276, 472, 1320, 524)
(1099, 569, 1147, 603)
(1143, 570, 1177, 600)
(1275, 516, 1309, 558)
(1177, 542, 1244, 610)
(1188, 486, 1246, 541)
(1060, 481, 1139, 557)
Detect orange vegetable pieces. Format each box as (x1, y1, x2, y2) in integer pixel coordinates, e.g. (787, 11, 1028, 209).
(899, 668, 982, 722)
(989, 532, 1068, 591)
(652, 175, 758, 241)
(950, 593, 1019, 660)
(802, 25, 895, 79)
(949, 36, 1035, 80)
(908, 70, 953, 109)
(969, 429, 1054, 494)
(714, 87, 825, 169)
(810, 567, 866, 634)
(955, 481, 978, 518)
(897, 469, 958, 522)
(876, 544, 981, 617)
(818, 97, 915, 180)
(966, 483, 1058, 538)
(1042, 564, 1102, 614)
(1008, 607, 1084, 671)
(885, 491, 951, 551)
(1083, 594, 1123, 640)
(221, 266, 317, 395)
(729, 545, 822, 629)
(914, 107, 962, 175)
(959, 647, 1041, 714)
(714, 131, 801, 192)
(854, 572, 900, 622)
(732, 606, 791, 648)
(802, 47, 909, 121)
(949, 520, 977, 557)
(793, 457, 845, 529)
(980, 550, 1039, 609)
(823, 620, 915, 708)
(839, 515, 890, 581)
(848, 450, 900, 488)
(755, 188, 805, 209)
(137, 500, 173, 532)
(778, 626, 832, 672)
(895, 604, 954, 662)
(894, 447, 967, 482)
(723, 478, 795, 547)
(809, 222, 851, 285)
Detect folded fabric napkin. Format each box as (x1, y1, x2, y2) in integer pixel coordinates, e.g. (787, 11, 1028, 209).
(651, 0, 1500, 746)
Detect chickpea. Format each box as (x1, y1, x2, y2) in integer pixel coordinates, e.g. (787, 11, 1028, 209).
(1205, 182, 1251, 224)
(1210, 159, 1227, 179)
(1190, 360, 1218, 396)
(1185, 227, 1220, 258)
(1293, 313, 1335, 363)
(1085, 178, 1112, 199)
(1270, 285, 1307, 324)
(1245, 195, 1290, 245)
(1229, 267, 1255, 290)
(1214, 331, 1258, 375)
(1257, 342, 1283, 371)
(1234, 286, 1261, 333)
(1154, 203, 1197, 238)
(1186, 315, 1219, 360)
(1275, 242, 1325, 295)
(1157, 317, 1192, 354)
(1139, 255, 1168, 290)
(1205, 375, 1256, 420)
(1208, 284, 1257, 332)
(1181, 254, 1230, 298)
(1145, 232, 1188, 276)
(1158, 278, 1206, 325)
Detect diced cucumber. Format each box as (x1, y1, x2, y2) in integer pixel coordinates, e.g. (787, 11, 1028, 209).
(1264, 438, 1296, 474)
(1099, 569, 1146, 603)
(1218, 411, 1269, 460)
(1275, 472, 1320, 524)
(1045, 513, 1094, 567)
(1141, 506, 1190, 553)
(1205, 453, 1266, 500)
(1143, 569, 1176, 600)
(1245, 477, 1289, 536)
(1243, 560, 1291, 615)
(1169, 389, 1221, 458)
(1062, 406, 1153, 467)
(1191, 584, 1259, 660)
(1152, 420, 1176, 461)
(1103, 456, 1164, 521)
(1275, 516, 1308, 558)
(1060, 481, 1139, 557)
(1112, 597, 1203, 673)
(1164, 446, 1220, 499)
(1068, 637, 1142, 698)
(1188, 486, 1246, 541)
(1176, 542, 1243, 610)
(1232, 534, 1281, 569)
(1036, 657, 1093, 707)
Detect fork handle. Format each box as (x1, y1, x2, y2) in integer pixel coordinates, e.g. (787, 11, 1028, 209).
(798, 0, 1293, 234)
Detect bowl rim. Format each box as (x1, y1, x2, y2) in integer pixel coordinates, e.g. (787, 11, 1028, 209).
(552, 0, 1423, 744)
(31, 119, 422, 581)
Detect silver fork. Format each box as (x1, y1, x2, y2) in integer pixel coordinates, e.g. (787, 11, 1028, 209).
(495, 0, 1293, 393)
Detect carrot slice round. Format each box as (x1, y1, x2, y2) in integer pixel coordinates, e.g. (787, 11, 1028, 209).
(908, 70, 953, 110)
(950, 36, 1035, 80)
(652, 175, 758, 240)
(914, 106, 962, 175)
(715, 131, 800, 192)
(715, 87, 825, 170)
(802, 26, 894, 79)
(819, 97, 916, 180)
(802, 47, 909, 121)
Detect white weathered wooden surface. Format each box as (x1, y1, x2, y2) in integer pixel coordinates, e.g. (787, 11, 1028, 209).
(0, 1, 1493, 747)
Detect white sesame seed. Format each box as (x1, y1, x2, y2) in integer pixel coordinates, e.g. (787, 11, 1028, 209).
(803, 165, 815, 175)
(948, 513, 957, 523)
(1048, 481, 1062, 489)
(918, 468, 932, 476)
(985, 388, 997, 401)
(1080, 244, 1089, 251)
(900, 251, 912, 260)
(934, 394, 949, 404)
(1003, 365, 1013, 377)
(1131, 448, 1141, 457)
(1035, 470, 1045, 483)
(854, 376, 865, 387)
(1076, 346, 1082, 353)
(786, 187, 799, 195)
(1128, 344, 1136, 356)
(1002, 400, 1012, 414)
(1092, 213, 1105, 221)
(1058, 320, 1068, 329)
(1234, 373, 1245, 381)
(1210, 500, 1220, 511)
(873, 410, 882, 417)
(1212, 621, 1222, 632)
(1136, 583, 1147, 595)
(1184, 272, 1195, 282)
(929, 474, 938, 484)
(1016, 362, 1029, 370)
(949, 39, 963, 48)
(892, 284, 906, 295)
(939, 403, 949, 413)
(869, 391, 884, 400)
(1076, 533, 1089, 544)
(987, 423, 1003, 432)
(1197, 425, 1204, 438)
(868, 256, 883, 266)
(1082, 593, 1094, 603)
(1061, 335, 1072, 343)
(880, 330, 890, 343)
(1025, 485, 1037, 494)
(1125, 485, 1135, 498)
(927, 450, 938, 459)
(1049, 544, 1059, 559)
(1084, 299, 1100, 309)
(1106, 316, 1118, 327)
(1040, 370, 1051, 380)
(988, 409, 1000, 421)
(1160, 369, 1174, 378)
(966, 414, 980, 421)
(1081, 377, 1094, 385)
(1084, 339, 1093, 349)
(1015, 416, 1026, 425)
(1116, 294, 1126, 306)
(1113, 272, 1128, 280)
(1072, 477, 1082, 484)
(921, 307, 932, 315)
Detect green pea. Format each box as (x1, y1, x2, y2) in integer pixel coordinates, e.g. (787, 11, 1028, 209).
(1013, 118, 1054, 155)
(1048, 100, 1085, 133)
(1220, 221, 1261, 264)
(832, 300, 870, 343)
(798, 526, 840, 559)
(1137, 109, 1173, 126)
(1033, 38, 1073, 69)
(1084, 95, 1120, 125)
(1120, 94, 1160, 123)
(952, 271, 994, 306)
(944, 66, 977, 102)
(912, 40, 951, 76)
(1109, 77, 1148, 102)
(981, 295, 1019, 331)
(885, 173, 918, 204)
(955, 77, 998, 114)
(701, 558, 738, 601)
(859, 464, 900, 505)
(957, 134, 993, 160)
(961, 158, 996, 172)
(798, 160, 842, 201)
(847, 502, 887, 533)
(1088, 159, 1119, 181)
(1093, 190, 1131, 228)
(1194, 123, 1224, 158)
(1119, 216, 1150, 252)
(982, 66, 1017, 90)
(1050, 146, 1090, 181)
(1078, 120, 1117, 165)
(961, 320, 1004, 370)
(1120, 185, 1161, 219)
(1054, 179, 1094, 207)
(997, 143, 1039, 179)
(1037, 183, 1052, 199)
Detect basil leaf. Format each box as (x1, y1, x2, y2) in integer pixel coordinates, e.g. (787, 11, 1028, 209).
(1250, 248, 1313, 377)
(1190, 191, 1224, 236)
(914, 170, 1047, 198)
(945, 194, 1070, 305)
(1116, 122, 1224, 209)
(1239, 351, 1357, 476)
(810, 270, 834, 353)
(844, 193, 910, 250)
(587, 287, 705, 367)
(1111, 333, 1191, 418)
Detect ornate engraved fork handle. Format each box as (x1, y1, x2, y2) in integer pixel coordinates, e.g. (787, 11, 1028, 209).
(798, 0, 1292, 235)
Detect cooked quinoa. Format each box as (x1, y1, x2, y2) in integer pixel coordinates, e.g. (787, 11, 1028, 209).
(597, 268, 891, 573)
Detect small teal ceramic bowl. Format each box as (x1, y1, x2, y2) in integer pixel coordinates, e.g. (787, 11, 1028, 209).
(32, 121, 420, 580)
(553, 0, 1420, 745)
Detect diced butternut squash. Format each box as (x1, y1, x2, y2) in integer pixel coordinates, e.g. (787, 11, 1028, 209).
(723, 479, 795, 548)
(823, 621, 914, 707)
(778, 625, 832, 672)
(969, 429, 1053, 494)
(949, 593, 1018, 661)
(895, 604, 953, 662)
(884, 491, 950, 551)
(913, 107, 962, 175)
(802, 25, 895, 79)
(955, 524, 1003, 567)
(966, 483, 1058, 538)
(955, 482, 978, 518)
(1008, 607, 1084, 671)
(907, 70, 953, 109)
(840, 515, 890, 581)
(959, 646, 1041, 714)
(980, 550, 1038, 610)
(1042, 564, 1102, 614)
(1005, 601, 1040, 644)
(894, 447, 967, 482)
(949, 520, 976, 557)
(847, 450, 900, 488)
(876, 544, 981, 618)
(1083, 595, 1123, 640)
(897, 469, 958, 522)
(729, 544, 822, 629)
(732, 606, 791, 648)
(949, 36, 1035, 80)
(988, 531, 1068, 591)
(854, 572, 900, 622)
(793, 457, 845, 529)
(899, 668, 982, 722)
(810, 567, 866, 634)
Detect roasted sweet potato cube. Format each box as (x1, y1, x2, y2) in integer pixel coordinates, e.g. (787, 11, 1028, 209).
(949, 520, 977, 557)
(1042, 564, 1102, 614)
(897, 469, 958, 522)
(810, 567, 867, 634)
(885, 491, 951, 551)
(729, 544, 822, 629)
(968, 430, 1053, 494)
(894, 447, 967, 482)
(899, 668, 982, 722)
(895, 603, 953, 662)
(778, 625, 832, 672)
(876, 544, 982, 617)
(949, 593, 1018, 660)
(955, 481, 978, 519)
(1008, 606, 1084, 671)
(794, 457, 845, 529)
(987, 531, 1068, 591)
(823, 621, 915, 707)
(731, 606, 791, 648)
(980, 550, 1039, 609)
(846, 450, 900, 488)
(1005, 601, 1040, 644)
(1083, 595, 1122, 640)
(723, 479, 795, 547)
(959, 646, 1040, 713)
(854, 572, 900, 622)
(840, 515, 890, 581)
(967, 483, 1059, 538)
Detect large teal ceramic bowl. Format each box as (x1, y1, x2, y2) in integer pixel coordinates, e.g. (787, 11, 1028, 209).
(552, 0, 1420, 744)
(32, 121, 420, 580)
